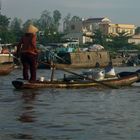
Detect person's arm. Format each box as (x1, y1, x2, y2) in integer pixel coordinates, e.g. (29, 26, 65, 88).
(32, 35, 38, 54)
(32, 35, 36, 48)
(16, 38, 23, 57)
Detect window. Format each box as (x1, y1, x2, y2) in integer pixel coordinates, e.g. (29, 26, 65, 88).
(87, 55, 90, 60)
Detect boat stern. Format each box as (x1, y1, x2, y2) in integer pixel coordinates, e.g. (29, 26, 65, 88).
(12, 80, 24, 89)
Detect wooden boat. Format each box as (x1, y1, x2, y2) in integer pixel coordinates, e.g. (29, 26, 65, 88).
(0, 52, 14, 75)
(0, 62, 14, 75)
(12, 73, 140, 89)
(0, 54, 13, 63)
(38, 50, 111, 69)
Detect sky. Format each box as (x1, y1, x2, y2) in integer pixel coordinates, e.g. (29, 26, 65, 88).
(1, 0, 140, 26)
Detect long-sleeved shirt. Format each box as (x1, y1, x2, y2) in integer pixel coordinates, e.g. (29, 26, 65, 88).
(17, 34, 38, 56)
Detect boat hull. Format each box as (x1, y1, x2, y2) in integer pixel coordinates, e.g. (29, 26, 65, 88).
(0, 62, 14, 75)
(38, 51, 110, 69)
(12, 73, 140, 89)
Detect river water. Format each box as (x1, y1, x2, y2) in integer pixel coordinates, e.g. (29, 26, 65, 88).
(0, 67, 140, 140)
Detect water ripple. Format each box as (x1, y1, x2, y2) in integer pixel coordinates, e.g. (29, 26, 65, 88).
(1, 68, 140, 140)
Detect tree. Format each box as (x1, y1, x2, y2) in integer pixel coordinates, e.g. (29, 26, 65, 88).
(83, 29, 108, 48)
(63, 13, 71, 33)
(38, 10, 53, 30)
(92, 29, 107, 47)
(71, 16, 81, 22)
(10, 17, 22, 31)
(0, 14, 13, 43)
(53, 10, 61, 32)
(135, 26, 140, 35)
(63, 14, 82, 34)
(10, 17, 22, 42)
(37, 10, 63, 44)
(63, 13, 71, 23)
(0, 14, 10, 30)
(108, 32, 134, 50)
(0, 30, 16, 43)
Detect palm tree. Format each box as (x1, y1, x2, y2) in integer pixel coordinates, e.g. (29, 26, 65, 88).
(108, 31, 134, 50)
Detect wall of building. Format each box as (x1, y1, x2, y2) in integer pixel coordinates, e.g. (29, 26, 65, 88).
(70, 51, 110, 67)
(128, 35, 140, 44)
(100, 23, 136, 35)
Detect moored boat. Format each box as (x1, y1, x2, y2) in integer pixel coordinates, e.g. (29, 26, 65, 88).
(0, 50, 14, 75)
(37, 46, 111, 69)
(12, 73, 140, 89)
(0, 62, 14, 75)
(0, 53, 13, 63)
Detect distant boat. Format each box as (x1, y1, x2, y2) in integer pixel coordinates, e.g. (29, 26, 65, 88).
(0, 53, 14, 75)
(38, 50, 111, 69)
(0, 54, 13, 63)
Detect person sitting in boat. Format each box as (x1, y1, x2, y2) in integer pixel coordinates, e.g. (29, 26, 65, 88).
(95, 62, 100, 69)
(104, 61, 116, 78)
(93, 62, 105, 80)
(83, 62, 105, 80)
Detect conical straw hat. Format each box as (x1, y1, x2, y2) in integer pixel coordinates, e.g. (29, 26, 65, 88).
(26, 24, 38, 34)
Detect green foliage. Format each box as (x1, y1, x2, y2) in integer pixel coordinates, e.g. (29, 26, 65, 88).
(84, 29, 137, 52)
(10, 17, 23, 42)
(63, 14, 82, 33)
(107, 32, 135, 51)
(133, 44, 140, 51)
(71, 16, 82, 22)
(0, 10, 63, 44)
(135, 26, 140, 34)
(0, 14, 15, 43)
(53, 10, 61, 24)
(92, 29, 108, 47)
(0, 30, 16, 43)
(38, 31, 65, 45)
(0, 14, 10, 30)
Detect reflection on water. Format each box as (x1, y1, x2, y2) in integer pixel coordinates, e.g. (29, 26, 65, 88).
(18, 91, 37, 123)
(11, 133, 33, 140)
(13, 90, 39, 140)
(0, 68, 140, 139)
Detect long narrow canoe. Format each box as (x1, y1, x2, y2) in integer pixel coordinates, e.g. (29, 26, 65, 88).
(12, 73, 140, 89)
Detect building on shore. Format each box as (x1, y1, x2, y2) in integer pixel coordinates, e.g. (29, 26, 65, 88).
(63, 17, 136, 45)
(128, 34, 140, 44)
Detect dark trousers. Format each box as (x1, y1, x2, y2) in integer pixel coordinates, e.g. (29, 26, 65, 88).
(21, 53, 37, 81)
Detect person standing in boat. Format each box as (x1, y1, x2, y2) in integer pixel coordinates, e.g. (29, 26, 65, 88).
(16, 24, 39, 81)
